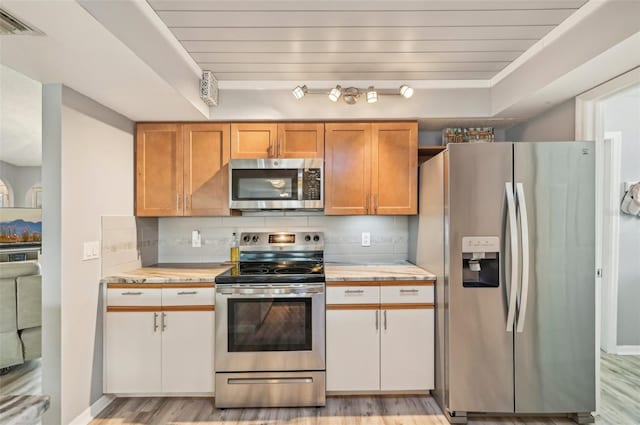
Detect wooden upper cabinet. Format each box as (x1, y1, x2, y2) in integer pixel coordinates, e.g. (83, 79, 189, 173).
(136, 123, 183, 216)
(231, 122, 324, 159)
(324, 123, 372, 215)
(136, 123, 231, 217)
(324, 122, 418, 216)
(183, 123, 230, 216)
(230, 123, 277, 158)
(372, 122, 418, 215)
(278, 123, 324, 158)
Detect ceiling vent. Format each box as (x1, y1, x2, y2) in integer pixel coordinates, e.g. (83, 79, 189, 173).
(0, 8, 42, 35)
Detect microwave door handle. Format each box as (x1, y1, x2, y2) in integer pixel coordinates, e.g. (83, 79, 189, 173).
(505, 182, 519, 333)
(298, 168, 304, 201)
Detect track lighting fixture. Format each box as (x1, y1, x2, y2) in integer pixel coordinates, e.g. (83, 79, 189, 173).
(291, 83, 414, 105)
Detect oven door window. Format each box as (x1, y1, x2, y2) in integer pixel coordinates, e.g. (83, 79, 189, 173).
(228, 298, 312, 352)
(232, 169, 298, 201)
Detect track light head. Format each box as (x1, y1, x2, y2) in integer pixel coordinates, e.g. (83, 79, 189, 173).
(366, 86, 378, 103)
(399, 84, 414, 99)
(292, 85, 308, 100)
(328, 85, 342, 102)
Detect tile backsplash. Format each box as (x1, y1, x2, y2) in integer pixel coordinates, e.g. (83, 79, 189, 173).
(158, 214, 409, 264)
(101, 216, 158, 276)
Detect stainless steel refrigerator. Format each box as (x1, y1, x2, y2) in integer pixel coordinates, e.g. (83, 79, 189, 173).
(416, 142, 595, 424)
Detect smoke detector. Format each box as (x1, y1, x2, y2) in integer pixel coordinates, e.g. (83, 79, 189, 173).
(0, 8, 42, 35)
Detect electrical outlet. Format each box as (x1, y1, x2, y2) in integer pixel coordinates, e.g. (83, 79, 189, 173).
(361, 232, 371, 247)
(192, 230, 202, 248)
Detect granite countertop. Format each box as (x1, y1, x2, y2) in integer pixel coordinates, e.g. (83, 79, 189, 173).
(101, 263, 232, 284)
(101, 262, 435, 284)
(325, 262, 436, 281)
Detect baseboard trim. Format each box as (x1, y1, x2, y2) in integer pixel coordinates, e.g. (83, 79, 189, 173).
(615, 345, 640, 355)
(68, 394, 115, 425)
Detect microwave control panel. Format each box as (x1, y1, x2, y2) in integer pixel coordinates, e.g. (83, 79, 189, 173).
(303, 169, 322, 200)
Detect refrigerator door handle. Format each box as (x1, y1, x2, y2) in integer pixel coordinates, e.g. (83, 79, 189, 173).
(516, 183, 530, 333)
(505, 182, 519, 332)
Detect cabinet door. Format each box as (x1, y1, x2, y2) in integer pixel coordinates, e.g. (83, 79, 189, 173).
(324, 123, 371, 215)
(183, 123, 230, 216)
(161, 311, 215, 393)
(277, 123, 324, 158)
(380, 308, 434, 391)
(230, 123, 277, 158)
(105, 312, 162, 393)
(326, 308, 380, 391)
(371, 122, 418, 215)
(136, 123, 183, 216)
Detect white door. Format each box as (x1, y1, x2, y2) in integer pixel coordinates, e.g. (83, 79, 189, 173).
(380, 308, 434, 391)
(105, 311, 162, 393)
(161, 311, 215, 393)
(326, 309, 380, 391)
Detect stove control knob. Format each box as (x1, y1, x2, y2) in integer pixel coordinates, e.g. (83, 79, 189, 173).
(313, 235, 320, 242)
(252, 235, 259, 243)
(243, 235, 250, 243)
(304, 235, 311, 242)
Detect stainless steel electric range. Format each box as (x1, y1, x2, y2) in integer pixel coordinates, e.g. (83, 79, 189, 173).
(214, 231, 326, 408)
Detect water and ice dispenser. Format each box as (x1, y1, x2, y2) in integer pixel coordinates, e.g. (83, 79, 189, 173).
(462, 236, 500, 288)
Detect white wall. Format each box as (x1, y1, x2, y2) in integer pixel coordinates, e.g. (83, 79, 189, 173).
(602, 85, 640, 346)
(505, 99, 576, 142)
(0, 160, 41, 207)
(41, 84, 134, 424)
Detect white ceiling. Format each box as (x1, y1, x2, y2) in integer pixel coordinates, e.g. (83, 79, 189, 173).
(148, 0, 587, 81)
(0, 65, 42, 167)
(0, 0, 637, 129)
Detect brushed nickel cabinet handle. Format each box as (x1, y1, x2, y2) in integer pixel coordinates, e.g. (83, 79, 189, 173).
(375, 310, 379, 331)
(122, 291, 142, 296)
(399, 289, 419, 294)
(153, 312, 159, 332)
(374, 193, 378, 212)
(365, 194, 370, 212)
(344, 289, 364, 294)
(383, 310, 387, 331)
(177, 291, 198, 295)
(176, 193, 180, 211)
(161, 312, 167, 331)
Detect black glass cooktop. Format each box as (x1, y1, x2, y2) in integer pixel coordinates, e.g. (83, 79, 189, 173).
(215, 261, 325, 284)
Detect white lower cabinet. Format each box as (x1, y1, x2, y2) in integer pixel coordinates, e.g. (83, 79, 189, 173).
(326, 281, 435, 393)
(380, 308, 434, 391)
(161, 311, 214, 393)
(105, 311, 162, 393)
(326, 309, 380, 391)
(105, 286, 215, 395)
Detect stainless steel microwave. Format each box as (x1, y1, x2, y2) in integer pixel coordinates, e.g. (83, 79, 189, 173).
(229, 158, 323, 210)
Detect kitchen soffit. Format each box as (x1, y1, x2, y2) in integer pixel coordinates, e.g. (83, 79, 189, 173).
(148, 0, 588, 81)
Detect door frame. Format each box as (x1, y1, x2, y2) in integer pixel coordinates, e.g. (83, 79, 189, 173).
(575, 67, 640, 414)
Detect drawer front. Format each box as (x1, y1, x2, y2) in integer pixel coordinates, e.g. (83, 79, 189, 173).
(327, 286, 379, 305)
(380, 285, 433, 304)
(162, 287, 215, 306)
(107, 288, 161, 306)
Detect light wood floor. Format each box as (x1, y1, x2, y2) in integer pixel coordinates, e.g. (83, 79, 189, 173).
(0, 359, 41, 396)
(89, 354, 639, 425)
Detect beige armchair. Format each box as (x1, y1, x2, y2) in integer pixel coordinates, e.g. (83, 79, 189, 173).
(0, 262, 41, 371)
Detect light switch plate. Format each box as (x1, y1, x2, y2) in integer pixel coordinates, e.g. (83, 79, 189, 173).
(82, 241, 100, 261)
(361, 232, 371, 247)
